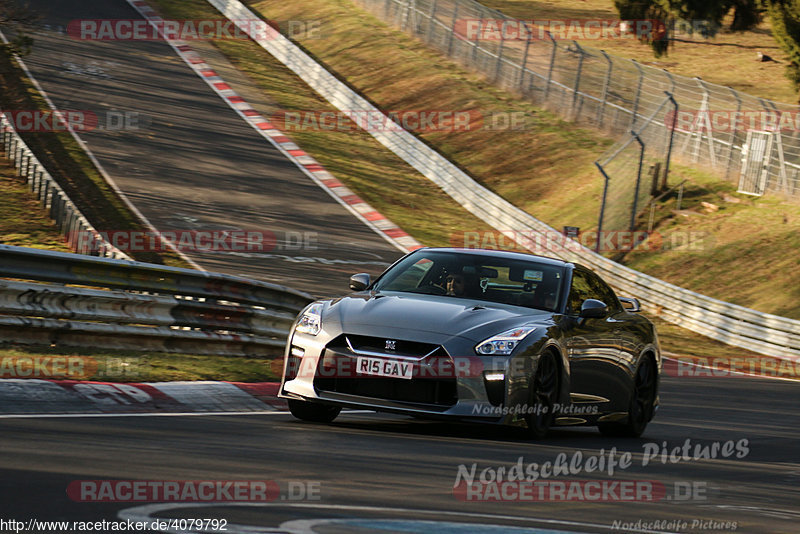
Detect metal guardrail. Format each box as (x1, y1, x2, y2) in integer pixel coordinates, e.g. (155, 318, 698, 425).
(0, 114, 129, 259)
(0, 245, 313, 356)
(205, 0, 800, 360)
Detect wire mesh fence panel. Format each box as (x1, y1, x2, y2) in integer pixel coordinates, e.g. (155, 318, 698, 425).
(353, 0, 800, 199)
(595, 96, 677, 246)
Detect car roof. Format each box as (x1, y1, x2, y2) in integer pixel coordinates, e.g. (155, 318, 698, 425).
(414, 247, 571, 268)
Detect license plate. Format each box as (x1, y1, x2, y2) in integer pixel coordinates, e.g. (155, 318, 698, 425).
(356, 356, 413, 380)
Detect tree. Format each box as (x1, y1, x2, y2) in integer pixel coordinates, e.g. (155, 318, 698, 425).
(613, 0, 762, 56)
(0, 1, 40, 56)
(766, 1, 800, 93)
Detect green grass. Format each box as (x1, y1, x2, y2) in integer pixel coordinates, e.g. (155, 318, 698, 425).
(0, 344, 280, 382)
(0, 161, 72, 251)
(622, 177, 800, 319)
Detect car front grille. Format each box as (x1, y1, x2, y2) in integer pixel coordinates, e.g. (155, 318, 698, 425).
(313, 334, 458, 408)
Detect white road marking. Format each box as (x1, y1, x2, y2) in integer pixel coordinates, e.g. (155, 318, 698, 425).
(0, 410, 373, 419)
(117, 502, 677, 534)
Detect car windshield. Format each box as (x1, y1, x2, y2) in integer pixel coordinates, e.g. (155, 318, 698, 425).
(373, 250, 565, 312)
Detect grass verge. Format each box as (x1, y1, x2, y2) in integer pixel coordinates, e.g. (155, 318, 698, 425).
(0, 160, 72, 251)
(0, 344, 279, 382)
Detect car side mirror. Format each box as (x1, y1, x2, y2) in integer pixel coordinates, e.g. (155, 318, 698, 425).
(619, 297, 641, 312)
(579, 299, 608, 318)
(349, 273, 370, 291)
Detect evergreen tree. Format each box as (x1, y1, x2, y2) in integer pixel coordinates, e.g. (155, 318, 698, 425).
(766, 1, 800, 94)
(613, 0, 762, 56)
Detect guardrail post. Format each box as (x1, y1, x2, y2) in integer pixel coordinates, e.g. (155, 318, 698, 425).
(50, 191, 59, 224)
(22, 153, 30, 179)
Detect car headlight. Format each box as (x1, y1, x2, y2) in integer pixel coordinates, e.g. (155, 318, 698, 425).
(295, 303, 324, 336)
(475, 326, 538, 355)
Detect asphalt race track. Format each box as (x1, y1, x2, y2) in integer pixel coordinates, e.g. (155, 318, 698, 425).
(19, 0, 404, 296)
(1, 375, 799, 532)
(2, 0, 799, 533)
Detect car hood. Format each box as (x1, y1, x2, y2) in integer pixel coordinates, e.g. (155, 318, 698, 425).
(325, 292, 553, 343)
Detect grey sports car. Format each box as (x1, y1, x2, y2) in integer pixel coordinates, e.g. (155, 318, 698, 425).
(279, 248, 660, 438)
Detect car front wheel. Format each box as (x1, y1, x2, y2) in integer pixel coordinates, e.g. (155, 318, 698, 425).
(288, 399, 341, 423)
(525, 351, 559, 439)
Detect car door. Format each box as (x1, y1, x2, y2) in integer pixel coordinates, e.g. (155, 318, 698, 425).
(562, 267, 630, 413)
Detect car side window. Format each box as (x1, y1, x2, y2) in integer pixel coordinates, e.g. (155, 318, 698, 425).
(588, 273, 622, 313)
(567, 268, 620, 315)
(567, 270, 594, 315)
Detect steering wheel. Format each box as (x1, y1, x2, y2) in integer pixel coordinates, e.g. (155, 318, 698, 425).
(426, 283, 447, 295)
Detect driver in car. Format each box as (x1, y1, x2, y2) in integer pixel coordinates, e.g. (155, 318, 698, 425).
(446, 273, 466, 296)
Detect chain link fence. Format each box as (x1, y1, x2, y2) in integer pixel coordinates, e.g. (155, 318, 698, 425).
(354, 0, 800, 199)
(595, 95, 677, 248)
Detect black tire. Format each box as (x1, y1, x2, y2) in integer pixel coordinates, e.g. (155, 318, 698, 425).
(599, 356, 657, 438)
(525, 351, 559, 439)
(288, 399, 341, 423)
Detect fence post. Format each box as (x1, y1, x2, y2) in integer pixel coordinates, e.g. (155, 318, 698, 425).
(695, 78, 717, 168)
(726, 87, 741, 179)
(519, 24, 532, 91)
(663, 92, 678, 190)
(446, 3, 459, 56)
(471, 19, 481, 65)
(571, 41, 585, 120)
(425, 0, 438, 43)
(597, 50, 612, 127)
(544, 32, 557, 101)
(594, 161, 611, 253)
(494, 21, 506, 82)
(630, 60, 644, 129)
(765, 100, 790, 194)
(630, 133, 646, 231)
